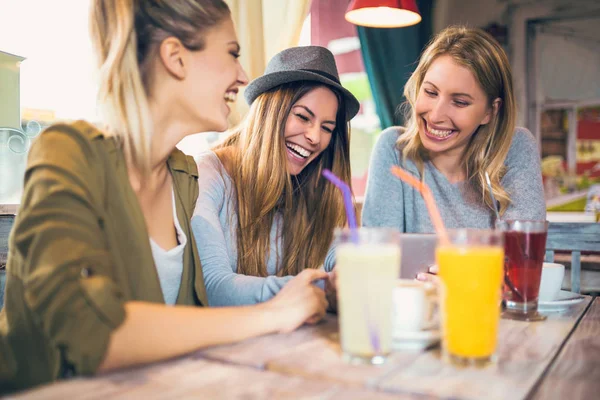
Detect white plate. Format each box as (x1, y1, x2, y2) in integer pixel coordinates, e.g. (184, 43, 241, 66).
(538, 290, 585, 312)
(392, 328, 441, 351)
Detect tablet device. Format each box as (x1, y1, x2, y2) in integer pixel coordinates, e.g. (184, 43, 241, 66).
(399, 233, 438, 279)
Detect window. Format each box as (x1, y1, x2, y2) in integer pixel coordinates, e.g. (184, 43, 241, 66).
(309, 0, 381, 198)
(0, 0, 97, 203)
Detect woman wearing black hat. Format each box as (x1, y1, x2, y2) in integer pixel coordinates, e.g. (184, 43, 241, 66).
(192, 46, 360, 307)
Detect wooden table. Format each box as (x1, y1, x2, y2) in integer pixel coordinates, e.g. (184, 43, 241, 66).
(10, 297, 599, 400)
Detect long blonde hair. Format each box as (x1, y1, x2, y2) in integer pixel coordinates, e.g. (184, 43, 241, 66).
(89, 0, 230, 174)
(217, 82, 352, 277)
(398, 25, 516, 215)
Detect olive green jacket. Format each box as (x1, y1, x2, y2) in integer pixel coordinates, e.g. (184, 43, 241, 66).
(0, 121, 208, 392)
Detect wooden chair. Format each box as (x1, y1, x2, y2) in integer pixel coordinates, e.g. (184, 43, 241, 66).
(545, 222, 600, 294)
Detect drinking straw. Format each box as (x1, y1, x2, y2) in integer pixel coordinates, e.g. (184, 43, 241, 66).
(390, 166, 449, 246)
(365, 304, 380, 354)
(323, 169, 379, 353)
(322, 169, 359, 243)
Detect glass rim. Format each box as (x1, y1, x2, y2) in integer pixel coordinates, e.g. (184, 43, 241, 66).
(441, 228, 503, 247)
(333, 226, 401, 232)
(334, 227, 401, 243)
(495, 219, 549, 233)
(334, 227, 401, 237)
(498, 219, 549, 223)
(445, 227, 499, 234)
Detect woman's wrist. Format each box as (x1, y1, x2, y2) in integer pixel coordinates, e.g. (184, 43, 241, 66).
(253, 300, 283, 334)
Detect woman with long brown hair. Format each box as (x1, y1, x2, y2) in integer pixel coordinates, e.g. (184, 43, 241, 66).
(362, 25, 545, 248)
(0, 0, 328, 392)
(192, 46, 359, 306)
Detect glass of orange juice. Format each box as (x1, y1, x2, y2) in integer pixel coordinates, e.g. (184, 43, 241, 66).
(437, 229, 504, 367)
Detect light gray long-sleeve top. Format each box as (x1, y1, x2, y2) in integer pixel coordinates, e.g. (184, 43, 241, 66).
(191, 152, 334, 307)
(361, 127, 547, 232)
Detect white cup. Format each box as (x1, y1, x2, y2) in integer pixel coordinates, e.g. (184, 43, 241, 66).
(393, 279, 438, 332)
(539, 262, 565, 301)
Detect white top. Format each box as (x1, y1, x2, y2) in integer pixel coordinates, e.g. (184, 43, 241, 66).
(150, 190, 186, 305)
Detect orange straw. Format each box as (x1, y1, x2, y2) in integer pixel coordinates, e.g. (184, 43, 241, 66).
(390, 166, 449, 246)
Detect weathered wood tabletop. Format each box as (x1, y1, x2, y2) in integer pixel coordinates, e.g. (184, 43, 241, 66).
(8, 297, 597, 400)
(532, 296, 600, 400)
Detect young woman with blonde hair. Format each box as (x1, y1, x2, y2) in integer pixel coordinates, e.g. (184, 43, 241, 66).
(0, 0, 328, 392)
(362, 26, 545, 238)
(192, 46, 359, 306)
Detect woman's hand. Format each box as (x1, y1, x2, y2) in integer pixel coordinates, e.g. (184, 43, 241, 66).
(266, 269, 329, 333)
(325, 270, 338, 313)
(416, 264, 440, 285)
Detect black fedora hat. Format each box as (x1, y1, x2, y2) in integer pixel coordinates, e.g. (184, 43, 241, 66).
(244, 46, 360, 121)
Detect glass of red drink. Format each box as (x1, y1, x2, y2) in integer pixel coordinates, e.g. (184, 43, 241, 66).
(496, 220, 549, 321)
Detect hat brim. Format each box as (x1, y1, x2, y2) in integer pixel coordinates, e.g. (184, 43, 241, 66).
(244, 70, 360, 121)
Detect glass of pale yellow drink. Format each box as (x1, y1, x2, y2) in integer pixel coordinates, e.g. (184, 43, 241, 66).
(437, 229, 504, 367)
(335, 228, 401, 365)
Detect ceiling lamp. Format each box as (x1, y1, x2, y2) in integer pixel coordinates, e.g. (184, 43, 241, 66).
(345, 0, 421, 28)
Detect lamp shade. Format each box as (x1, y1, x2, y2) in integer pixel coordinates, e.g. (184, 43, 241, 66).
(345, 0, 421, 28)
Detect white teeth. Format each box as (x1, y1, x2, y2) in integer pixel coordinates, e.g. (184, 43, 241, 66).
(429, 127, 453, 138)
(286, 142, 311, 158)
(224, 92, 237, 103)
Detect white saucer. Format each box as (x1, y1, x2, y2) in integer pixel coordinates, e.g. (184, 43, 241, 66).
(538, 290, 585, 312)
(392, 328, 441, 351)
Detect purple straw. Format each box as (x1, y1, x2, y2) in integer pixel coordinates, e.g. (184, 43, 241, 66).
(323, 169, 380, 356)
(322, 169, 359, 243)
(365, 304, 381, 354)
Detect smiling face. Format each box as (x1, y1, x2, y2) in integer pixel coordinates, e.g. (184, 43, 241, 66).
(182, 17, 248, 132)
(415, 55, 494, 158)
(283, 86, 339, 176)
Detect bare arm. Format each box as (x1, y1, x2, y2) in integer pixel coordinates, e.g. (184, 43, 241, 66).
(98, 268, 328, 372)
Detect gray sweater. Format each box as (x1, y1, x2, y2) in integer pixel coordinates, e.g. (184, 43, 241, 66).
(191, 152, 334, 307)
(362, 127, 546, 232)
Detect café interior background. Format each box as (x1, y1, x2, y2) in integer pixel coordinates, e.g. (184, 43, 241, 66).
(1, 0, 599, 212)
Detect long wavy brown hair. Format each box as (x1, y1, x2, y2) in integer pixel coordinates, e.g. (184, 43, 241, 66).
(216, 81, 352, 277)
(398, 25, 517, 215)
